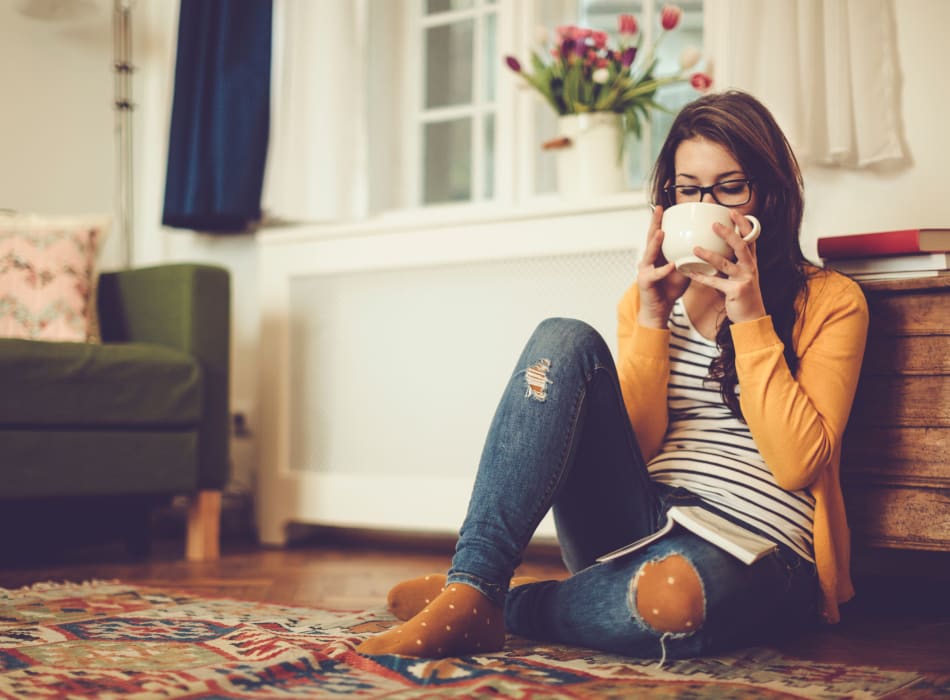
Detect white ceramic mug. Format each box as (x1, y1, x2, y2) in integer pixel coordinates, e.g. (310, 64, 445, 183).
(660, 202, 761, 275)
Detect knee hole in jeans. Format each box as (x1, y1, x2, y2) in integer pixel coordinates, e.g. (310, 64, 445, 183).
(630, 554, 706, 634)
(524, 358, 553, 401)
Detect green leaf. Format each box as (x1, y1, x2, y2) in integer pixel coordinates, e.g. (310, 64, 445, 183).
(530, 51, 547, 76)
(563, 63, 581, 112)
(594, 84, 622, 111)
(623, 108, 640, 139)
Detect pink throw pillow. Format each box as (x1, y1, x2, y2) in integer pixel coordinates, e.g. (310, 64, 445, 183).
(0, 214, 109, 342)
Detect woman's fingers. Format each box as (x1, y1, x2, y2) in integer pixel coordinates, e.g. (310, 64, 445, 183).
(640, 206, 666, 265)
(708, 219, 756, 270)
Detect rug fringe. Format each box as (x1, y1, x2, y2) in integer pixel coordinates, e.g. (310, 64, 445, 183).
(0, 579, 123, 597)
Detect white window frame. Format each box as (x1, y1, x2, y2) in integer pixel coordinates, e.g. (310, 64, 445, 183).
(395, 0, 688, 218)
(404, 1, 516, 209)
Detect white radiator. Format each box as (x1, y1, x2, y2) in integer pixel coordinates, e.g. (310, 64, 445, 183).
(257, 204, 647, 544)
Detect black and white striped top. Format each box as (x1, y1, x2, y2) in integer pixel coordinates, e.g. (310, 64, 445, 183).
(646, 299, 815, 562)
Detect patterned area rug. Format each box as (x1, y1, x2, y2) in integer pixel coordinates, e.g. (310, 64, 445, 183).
(0, 581, 941, 699)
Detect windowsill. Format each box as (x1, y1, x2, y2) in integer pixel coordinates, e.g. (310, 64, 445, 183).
(258, 190, 652, 245)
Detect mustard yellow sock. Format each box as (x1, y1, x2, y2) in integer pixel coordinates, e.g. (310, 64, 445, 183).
(510, 575, 541, 589)
(386, 574, 543, 621)
(357, 582, 504, 658)
(387, 574, 447, 621)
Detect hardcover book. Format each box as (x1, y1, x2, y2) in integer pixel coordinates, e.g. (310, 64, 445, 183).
(849, 270, 944, 282)
(817, 228, 950, 260)
(596, 505, 778, 566)
(825, 252, 950, 275)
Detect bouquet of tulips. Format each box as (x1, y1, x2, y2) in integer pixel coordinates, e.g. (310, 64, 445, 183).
(505, 5, 712, 140)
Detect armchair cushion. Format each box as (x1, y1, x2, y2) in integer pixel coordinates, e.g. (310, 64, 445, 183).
(0, 338, 201, 427)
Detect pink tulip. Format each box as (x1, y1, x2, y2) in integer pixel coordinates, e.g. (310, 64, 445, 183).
(690, 72, 713, 92)
(618, 13, 638, 36)
(592, 30, 608, 49)
(621, 46, 637, 68)
(661, 5, 682, 30)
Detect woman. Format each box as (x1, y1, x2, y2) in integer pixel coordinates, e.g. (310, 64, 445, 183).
(357, 90, 869, 660)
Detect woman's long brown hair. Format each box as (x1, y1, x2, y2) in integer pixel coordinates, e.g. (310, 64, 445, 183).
(650, 90, 810, 419)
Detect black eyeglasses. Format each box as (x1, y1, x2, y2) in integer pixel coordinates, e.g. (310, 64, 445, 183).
(664, 179, 754, 208)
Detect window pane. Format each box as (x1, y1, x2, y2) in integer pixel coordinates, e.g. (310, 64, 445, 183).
(423, 118, 472, 204)
(483, 114, 495, 198)
(483, 11, 497, 101)
(425, 21, 474, 108)
(426, 0, 474, 15)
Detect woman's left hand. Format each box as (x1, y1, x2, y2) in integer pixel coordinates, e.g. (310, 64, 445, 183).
(687, 210, 767, 324)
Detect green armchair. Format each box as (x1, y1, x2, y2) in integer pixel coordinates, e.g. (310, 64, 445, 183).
(0, 263, 230, 560)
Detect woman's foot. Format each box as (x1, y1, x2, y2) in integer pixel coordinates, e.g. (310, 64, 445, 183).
(357, 582, 505, 658)
(386, 574, 543, 621)
(387, 574, 447, 621)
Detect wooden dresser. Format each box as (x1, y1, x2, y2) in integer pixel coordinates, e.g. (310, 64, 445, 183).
(842, 275, 950, 552)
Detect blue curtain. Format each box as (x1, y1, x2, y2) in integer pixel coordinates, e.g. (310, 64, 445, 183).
(162, 0, 272, 233)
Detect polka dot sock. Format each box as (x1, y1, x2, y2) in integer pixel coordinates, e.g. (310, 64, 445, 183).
(386, 573, 543, 621)
(386, 574, 447, 621)
(357, 582, 505, 658)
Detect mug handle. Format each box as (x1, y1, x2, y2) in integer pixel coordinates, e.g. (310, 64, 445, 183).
(739, 215, 761, 242)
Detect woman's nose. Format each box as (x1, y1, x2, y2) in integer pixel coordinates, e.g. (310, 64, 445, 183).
(700, 190, 716, 203)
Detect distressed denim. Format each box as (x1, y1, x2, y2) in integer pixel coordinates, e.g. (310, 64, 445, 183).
(447, 317, 818, 659)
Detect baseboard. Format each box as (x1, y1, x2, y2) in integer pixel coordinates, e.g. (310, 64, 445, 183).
(282, 523, 565, 563)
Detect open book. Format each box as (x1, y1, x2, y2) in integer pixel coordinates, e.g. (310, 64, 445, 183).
(596, 505, 778, 565)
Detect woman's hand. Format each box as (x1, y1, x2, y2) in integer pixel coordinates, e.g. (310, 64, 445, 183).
(686, 209, 767, 324)
(637, 205, 691, 329)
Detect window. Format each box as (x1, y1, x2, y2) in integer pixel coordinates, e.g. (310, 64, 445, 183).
(399, 0, 703, 209)
(413, 0, 500, 206)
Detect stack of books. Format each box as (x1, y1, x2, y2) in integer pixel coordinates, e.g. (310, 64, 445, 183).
(817, 228, 950, 281)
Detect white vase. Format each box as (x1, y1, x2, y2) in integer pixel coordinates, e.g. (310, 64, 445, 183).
(555, 113, 628, 199)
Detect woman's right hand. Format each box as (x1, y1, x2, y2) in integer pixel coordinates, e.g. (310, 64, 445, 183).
(637, 205, 690, 329)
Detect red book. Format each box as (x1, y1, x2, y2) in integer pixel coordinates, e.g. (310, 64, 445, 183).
(817, 228, 950, 260)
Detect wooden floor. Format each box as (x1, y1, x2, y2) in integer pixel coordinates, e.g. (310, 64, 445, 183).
(1, 531, 948, 676)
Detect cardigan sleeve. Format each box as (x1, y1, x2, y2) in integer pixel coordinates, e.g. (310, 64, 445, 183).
(616, 283, 672, 462)
(730, 272, 869, 490)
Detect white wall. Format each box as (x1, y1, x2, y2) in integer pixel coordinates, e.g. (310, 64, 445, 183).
(2, 0, 948, 498)
(0, 0, 116, 260)
(799, 0, 950, 257)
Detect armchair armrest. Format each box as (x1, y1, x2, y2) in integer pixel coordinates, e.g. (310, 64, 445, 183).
(97, 263, 231, 490)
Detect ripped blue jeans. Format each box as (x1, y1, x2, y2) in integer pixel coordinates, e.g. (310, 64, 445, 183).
(446, 318, 818, 659)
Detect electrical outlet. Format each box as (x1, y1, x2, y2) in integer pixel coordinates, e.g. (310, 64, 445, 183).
(231, 399, 254, 438)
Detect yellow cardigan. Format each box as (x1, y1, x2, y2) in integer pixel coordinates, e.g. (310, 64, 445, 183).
(616, 268, 869, 623)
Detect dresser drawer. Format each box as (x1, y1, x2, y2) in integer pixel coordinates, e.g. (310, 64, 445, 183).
(865, 289, 949, 335)
(850, 375, 950, 426)
(841, 427, 950, 487)
(846, 485, 950, 550)
(861, 335, 950, 375)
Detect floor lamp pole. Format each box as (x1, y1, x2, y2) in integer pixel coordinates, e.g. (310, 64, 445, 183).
(113, 0, 134, 268)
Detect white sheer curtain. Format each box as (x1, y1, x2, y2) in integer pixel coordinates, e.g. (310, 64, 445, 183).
(262, 0, 370, 223)
(703, 0, 906, 168)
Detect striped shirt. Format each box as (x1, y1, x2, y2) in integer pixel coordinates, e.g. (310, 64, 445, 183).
(646, 299, 816, 562)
